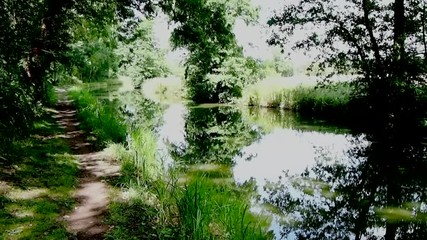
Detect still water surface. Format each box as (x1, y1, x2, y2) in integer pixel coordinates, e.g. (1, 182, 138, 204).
(156, 103, 427, 240)
(87, 80, 427, 239)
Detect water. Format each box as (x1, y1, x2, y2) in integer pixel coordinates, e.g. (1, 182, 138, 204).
(156, 103, 427, 240)
(87, 79, 427, 239)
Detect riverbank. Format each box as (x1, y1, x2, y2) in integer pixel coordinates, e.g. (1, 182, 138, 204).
(68, 85, 273, 239)
(141, 76, 354, 123)
(143, 76, 426, 130)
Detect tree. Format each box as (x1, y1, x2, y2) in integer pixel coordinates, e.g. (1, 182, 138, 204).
(268, 0, 426, 133)
(65, 19, 120, 82)
(267, 1, 427, 239)
(162, 0, 259, 103)
(116, 18, 169, 86)
(0, 0, 156, 155)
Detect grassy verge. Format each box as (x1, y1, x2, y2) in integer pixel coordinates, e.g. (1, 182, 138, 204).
(68, 87, 127, 147)
(107, 147, 273, 239)
(0, 111, 78, 239)
(94, 100, 273, 239)
(68, 85, 272, 239)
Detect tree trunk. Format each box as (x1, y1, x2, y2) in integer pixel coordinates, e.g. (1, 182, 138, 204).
(422, 2, 427, 62)
(393, 0, 405, 83)
(385, 222, 397, 240)
(362, 0, 382, 74)
(28, 0, 71, 101)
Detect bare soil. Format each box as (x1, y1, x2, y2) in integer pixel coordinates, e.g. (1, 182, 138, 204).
(54, 92, 120, 240)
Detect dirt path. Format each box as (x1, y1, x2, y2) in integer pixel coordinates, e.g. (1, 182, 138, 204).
(53, 91, 120, 239)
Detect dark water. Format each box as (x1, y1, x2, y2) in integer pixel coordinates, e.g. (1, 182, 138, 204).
(157, 103, 427, 240)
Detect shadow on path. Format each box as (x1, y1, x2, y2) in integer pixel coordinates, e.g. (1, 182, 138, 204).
(54, 92, 120, 240)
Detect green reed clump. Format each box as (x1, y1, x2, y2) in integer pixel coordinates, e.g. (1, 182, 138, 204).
(106, 126, 178, 239)
(69, 87, 126, 146)
(116, 127, 161, 185)
(108, 173, 272, 239)
(241, 82, 352, 116)
(175, 177, 272, 240)
(292, 82, 352, 116)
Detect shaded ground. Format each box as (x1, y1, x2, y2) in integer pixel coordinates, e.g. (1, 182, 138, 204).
(54, 91, 120, 240)
(0, 108, 78, 239)
(0, 90, 120, 239)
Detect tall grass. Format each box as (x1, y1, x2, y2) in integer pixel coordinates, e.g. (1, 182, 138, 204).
(292, 83, 352, 115)
(240, 81, 353, 117)
(108, 169, 272, 239)
(69, 87, 126, 146)
(175, 177, 272, 239)
(115, 127, 162, 185)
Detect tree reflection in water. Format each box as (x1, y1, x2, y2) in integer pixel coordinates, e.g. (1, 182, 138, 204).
(169, 106, 261, 165)
(265, 120, 427, 239)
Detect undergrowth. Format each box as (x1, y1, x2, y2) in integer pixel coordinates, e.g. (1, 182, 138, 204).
(102, 98, 272, 239)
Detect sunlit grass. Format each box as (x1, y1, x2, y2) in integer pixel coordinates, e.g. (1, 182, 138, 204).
(69, 87, 127, 147)
(107, 172, 273, 239)
(240, 80, 353, 120)
(175, 177, 272, 240)
(183, 164, 233, 180)
(115, 127, 162, 185)
(141, 76, 183, 103)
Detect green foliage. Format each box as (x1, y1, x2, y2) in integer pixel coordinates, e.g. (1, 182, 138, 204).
(175, 178, 272, 239)
(118, 127, 161, 184)
(65, 20, 119, 82)
(0, 74, 36, 149)
(212, 56, 264, 102)
(292, 83, 352, 116)
(108, 165, 272, 240)
(116, 19, 169, 86)
(258, 54, 295, 78)
(106, 196, 176, 240)
(163, 0, 259, 103)
(268, 0, 427, 130)
(0, 0, 46, 147)
(183, 53, 265, 103)
(273, 59, 294, 77)
(69, 88, 126, 147)
(0, 0, 150, 151)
